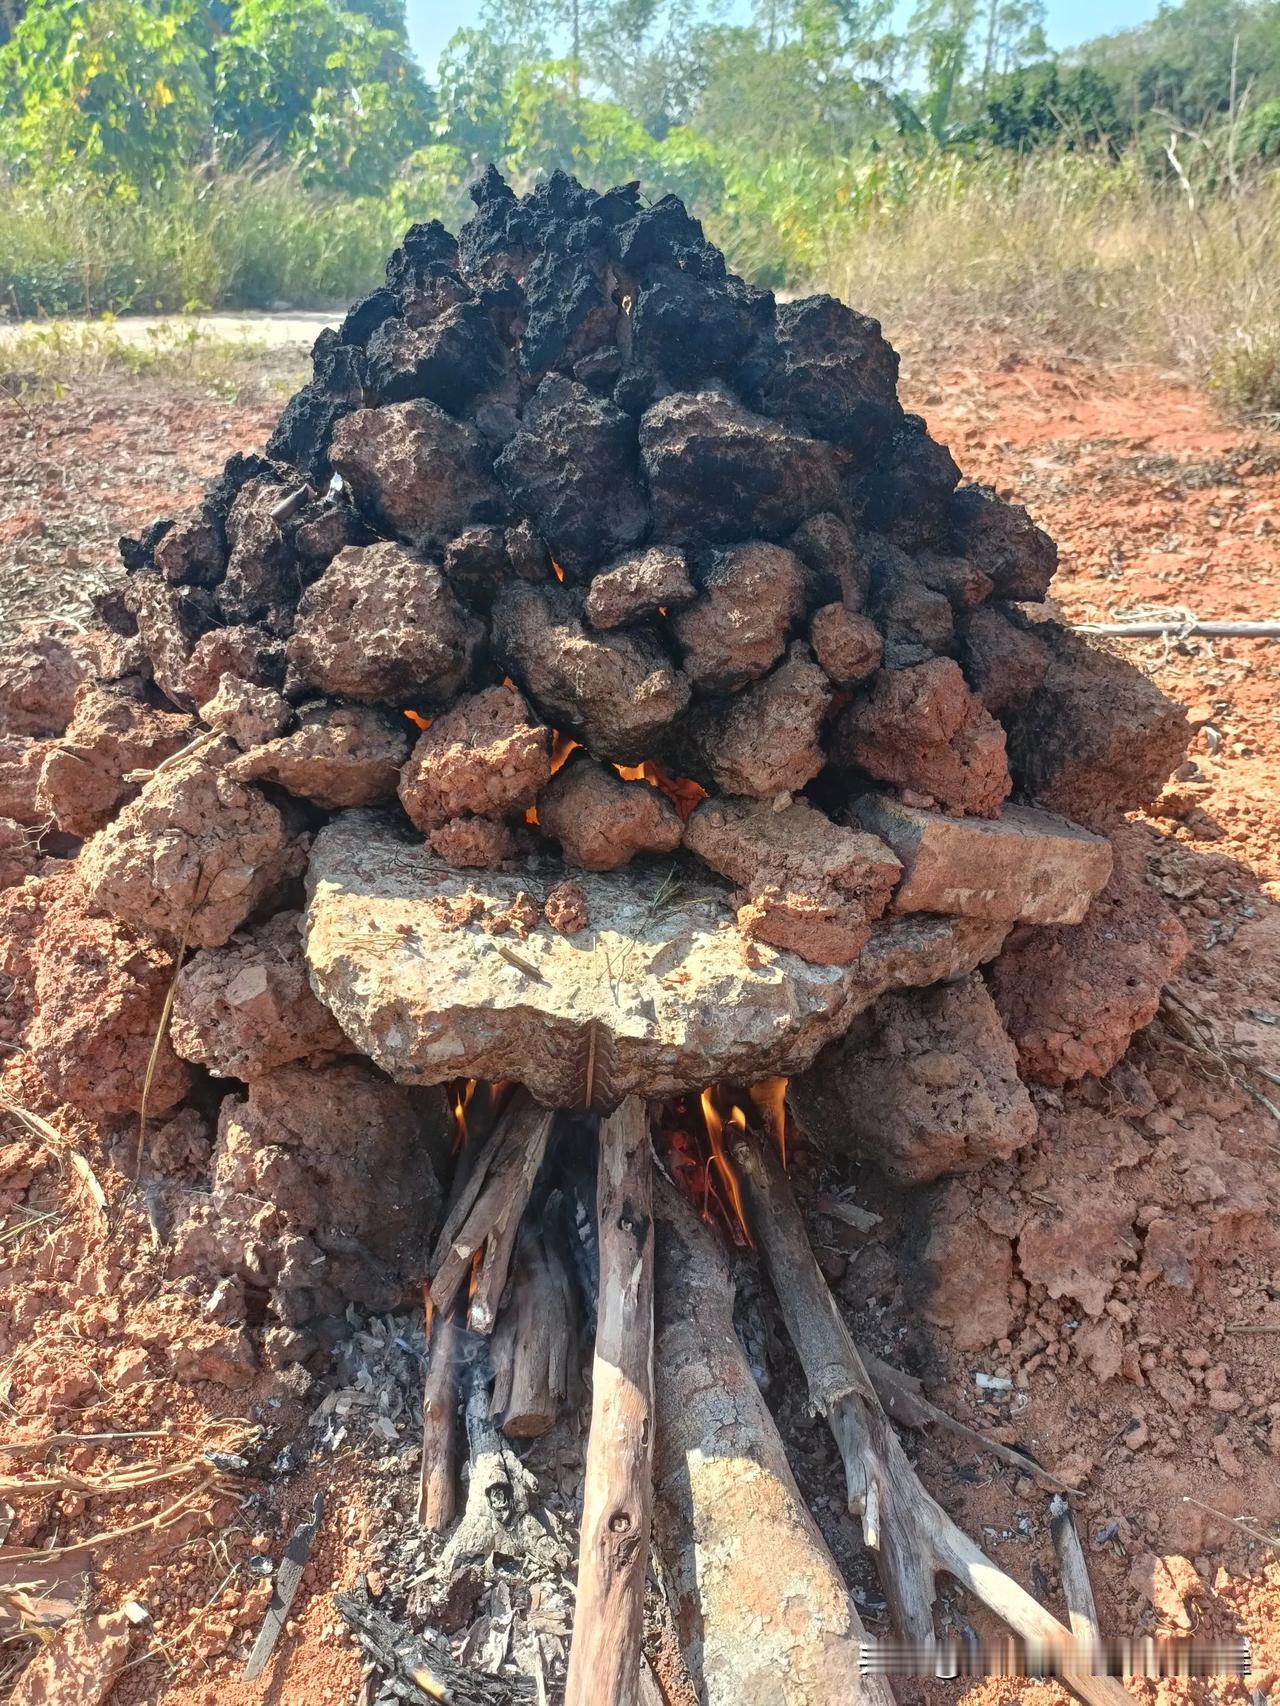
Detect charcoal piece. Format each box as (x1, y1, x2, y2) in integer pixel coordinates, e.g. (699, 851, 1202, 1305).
(671, 541, 808, 693)
(492, 582, 689, 764)
(330, 401, 500, 546)
(266, 387, 354, 485)
(364, 302, 509, 414)
(744, 294, 902, 454)
(789, 512, 870, 609)
(857, 415, 961, 547)
(118, 516, 173, 575)
(153, 508, 225, 588)
(999, 618, 1188, 822)
(630, 269, 767, 389)
(385, 219, 462, 294)
(640, 388, 840, 547)
(948, 483, 1057, 602)
(959, 604, 1050, 716)
(494, 376, 647, 580)
(520, 248, 617, 377)
(219, 477, 298, 623)
(610, 194, 724, 275)
(339, 286, 398, 346)
(683, 642, 831, 799)
(287, 541, 483, 706)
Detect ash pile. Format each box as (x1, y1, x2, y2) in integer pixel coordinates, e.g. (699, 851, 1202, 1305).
(0, 169, 1193, 1705)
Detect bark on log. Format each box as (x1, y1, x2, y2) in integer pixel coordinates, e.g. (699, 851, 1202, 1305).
(651, 1177, 893, 1706)
(429, 1091, 556, 1323)
(417, 1293, 462, 1531)
(732, 1126, 1128, 1706)
(565, 1095, 655, 1706)
(489, 1222, 574, 1438)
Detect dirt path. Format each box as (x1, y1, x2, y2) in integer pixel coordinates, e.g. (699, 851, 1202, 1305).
(0, 309, 339, 350)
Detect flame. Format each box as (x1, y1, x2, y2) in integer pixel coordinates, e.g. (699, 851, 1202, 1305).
(451, 1079, 477, 1154)
(551, 559, 566, 583)
(550, 730, 581, 774)
(525, 805, 539, 827)
(700, 1088, 753, 1248)
(468, 1250, 482, 1302)
(749, 1077, 790, 1169)
(405, 709, 431, 732)
(611, 759, 708, 822)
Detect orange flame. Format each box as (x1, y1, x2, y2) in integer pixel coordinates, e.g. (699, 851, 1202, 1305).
(700, 1088, 753, 1248)
(550, 730, 581, 774)
(551, 559, 566, 583)
(405, 709, 431, 732)
(611, 759, 708, 822)
(451, 1079, 477, 1154)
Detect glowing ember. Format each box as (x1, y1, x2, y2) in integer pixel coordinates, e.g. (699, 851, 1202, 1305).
(611, 759, 707, 821)
(405, 709, 431, 731)
(550, 730, 581, 774)
(551, 559, 566, 583)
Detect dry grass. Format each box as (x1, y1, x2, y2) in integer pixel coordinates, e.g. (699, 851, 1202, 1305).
(815, 154, 1280, 418)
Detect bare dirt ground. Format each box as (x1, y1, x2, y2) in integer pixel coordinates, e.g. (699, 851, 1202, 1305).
(0, 347, 1277, 1704)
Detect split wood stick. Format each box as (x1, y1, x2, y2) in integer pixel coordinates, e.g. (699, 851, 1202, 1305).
(415, 1086, 508, 1531)
(467, 1112, 558, 1335)
(416, 1294, 462, 1531)
(491, 1224, 574, 1437)
(1075, 618, 1280, 637)
(565, 1095, 655, 1706)
(732, 1127, 1128, 1706)
(651, 1176, 890, 1706)
(427, 1085, 520, 1277)
(429, 1093, 555, 1318)
(1049, 1493, 1103, 1669)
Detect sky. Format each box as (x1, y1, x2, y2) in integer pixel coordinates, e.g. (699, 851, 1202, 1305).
(404, 0, 1159, 78)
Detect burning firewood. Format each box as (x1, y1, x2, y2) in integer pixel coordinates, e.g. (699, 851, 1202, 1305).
(488, 1218, 575, 1439)
(730, 1123, 1128, 1706)
(565, 1095, 655, 1706)
(651, 1175, 890, 1706)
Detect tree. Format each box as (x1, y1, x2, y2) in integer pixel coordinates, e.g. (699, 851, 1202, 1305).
(984, 60, 1126, 149)
(213, 0, 434, 194)
(0, 0, 211, 190)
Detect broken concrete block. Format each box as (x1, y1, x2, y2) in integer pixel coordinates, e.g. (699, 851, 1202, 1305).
(537, 754, 683, 871)
(229, 702, 410, 809)
(287, 541, 483, 707)
(988, 828, 1189, 1084)
(171, 909, 352, 1079)
(833, 658, 1011, 817)
(79, 747, 307, 950)
(684, 795, 900, 965)
(398, 685, 549, 832)
(849, 795, 1113, 925)
(790, 971, 1037, 1183)
(302, 811, 1008, 1106)
(671, 541, 808, 693)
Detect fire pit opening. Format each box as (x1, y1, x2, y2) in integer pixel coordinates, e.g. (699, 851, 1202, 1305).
(27, 164, 1198, 1702)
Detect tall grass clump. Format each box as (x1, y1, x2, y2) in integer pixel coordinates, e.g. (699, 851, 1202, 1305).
(0, 164, 442, 316)
(813, 147, 1280, 414)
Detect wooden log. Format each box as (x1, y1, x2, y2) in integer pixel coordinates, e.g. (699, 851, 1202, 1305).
(1050, 1492, 1103, 1671)
(651, 1177, 891, 1706)
(564, 1096, 655, 1706)
(732, 1125, 1128, 1706)
(491, 1223, 574, 1438)
(429, 1092, 555, 1321)
(416, 1293, 462, 1531)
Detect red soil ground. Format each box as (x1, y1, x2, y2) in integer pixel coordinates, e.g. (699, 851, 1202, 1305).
(0, 351, 1277, 1704)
